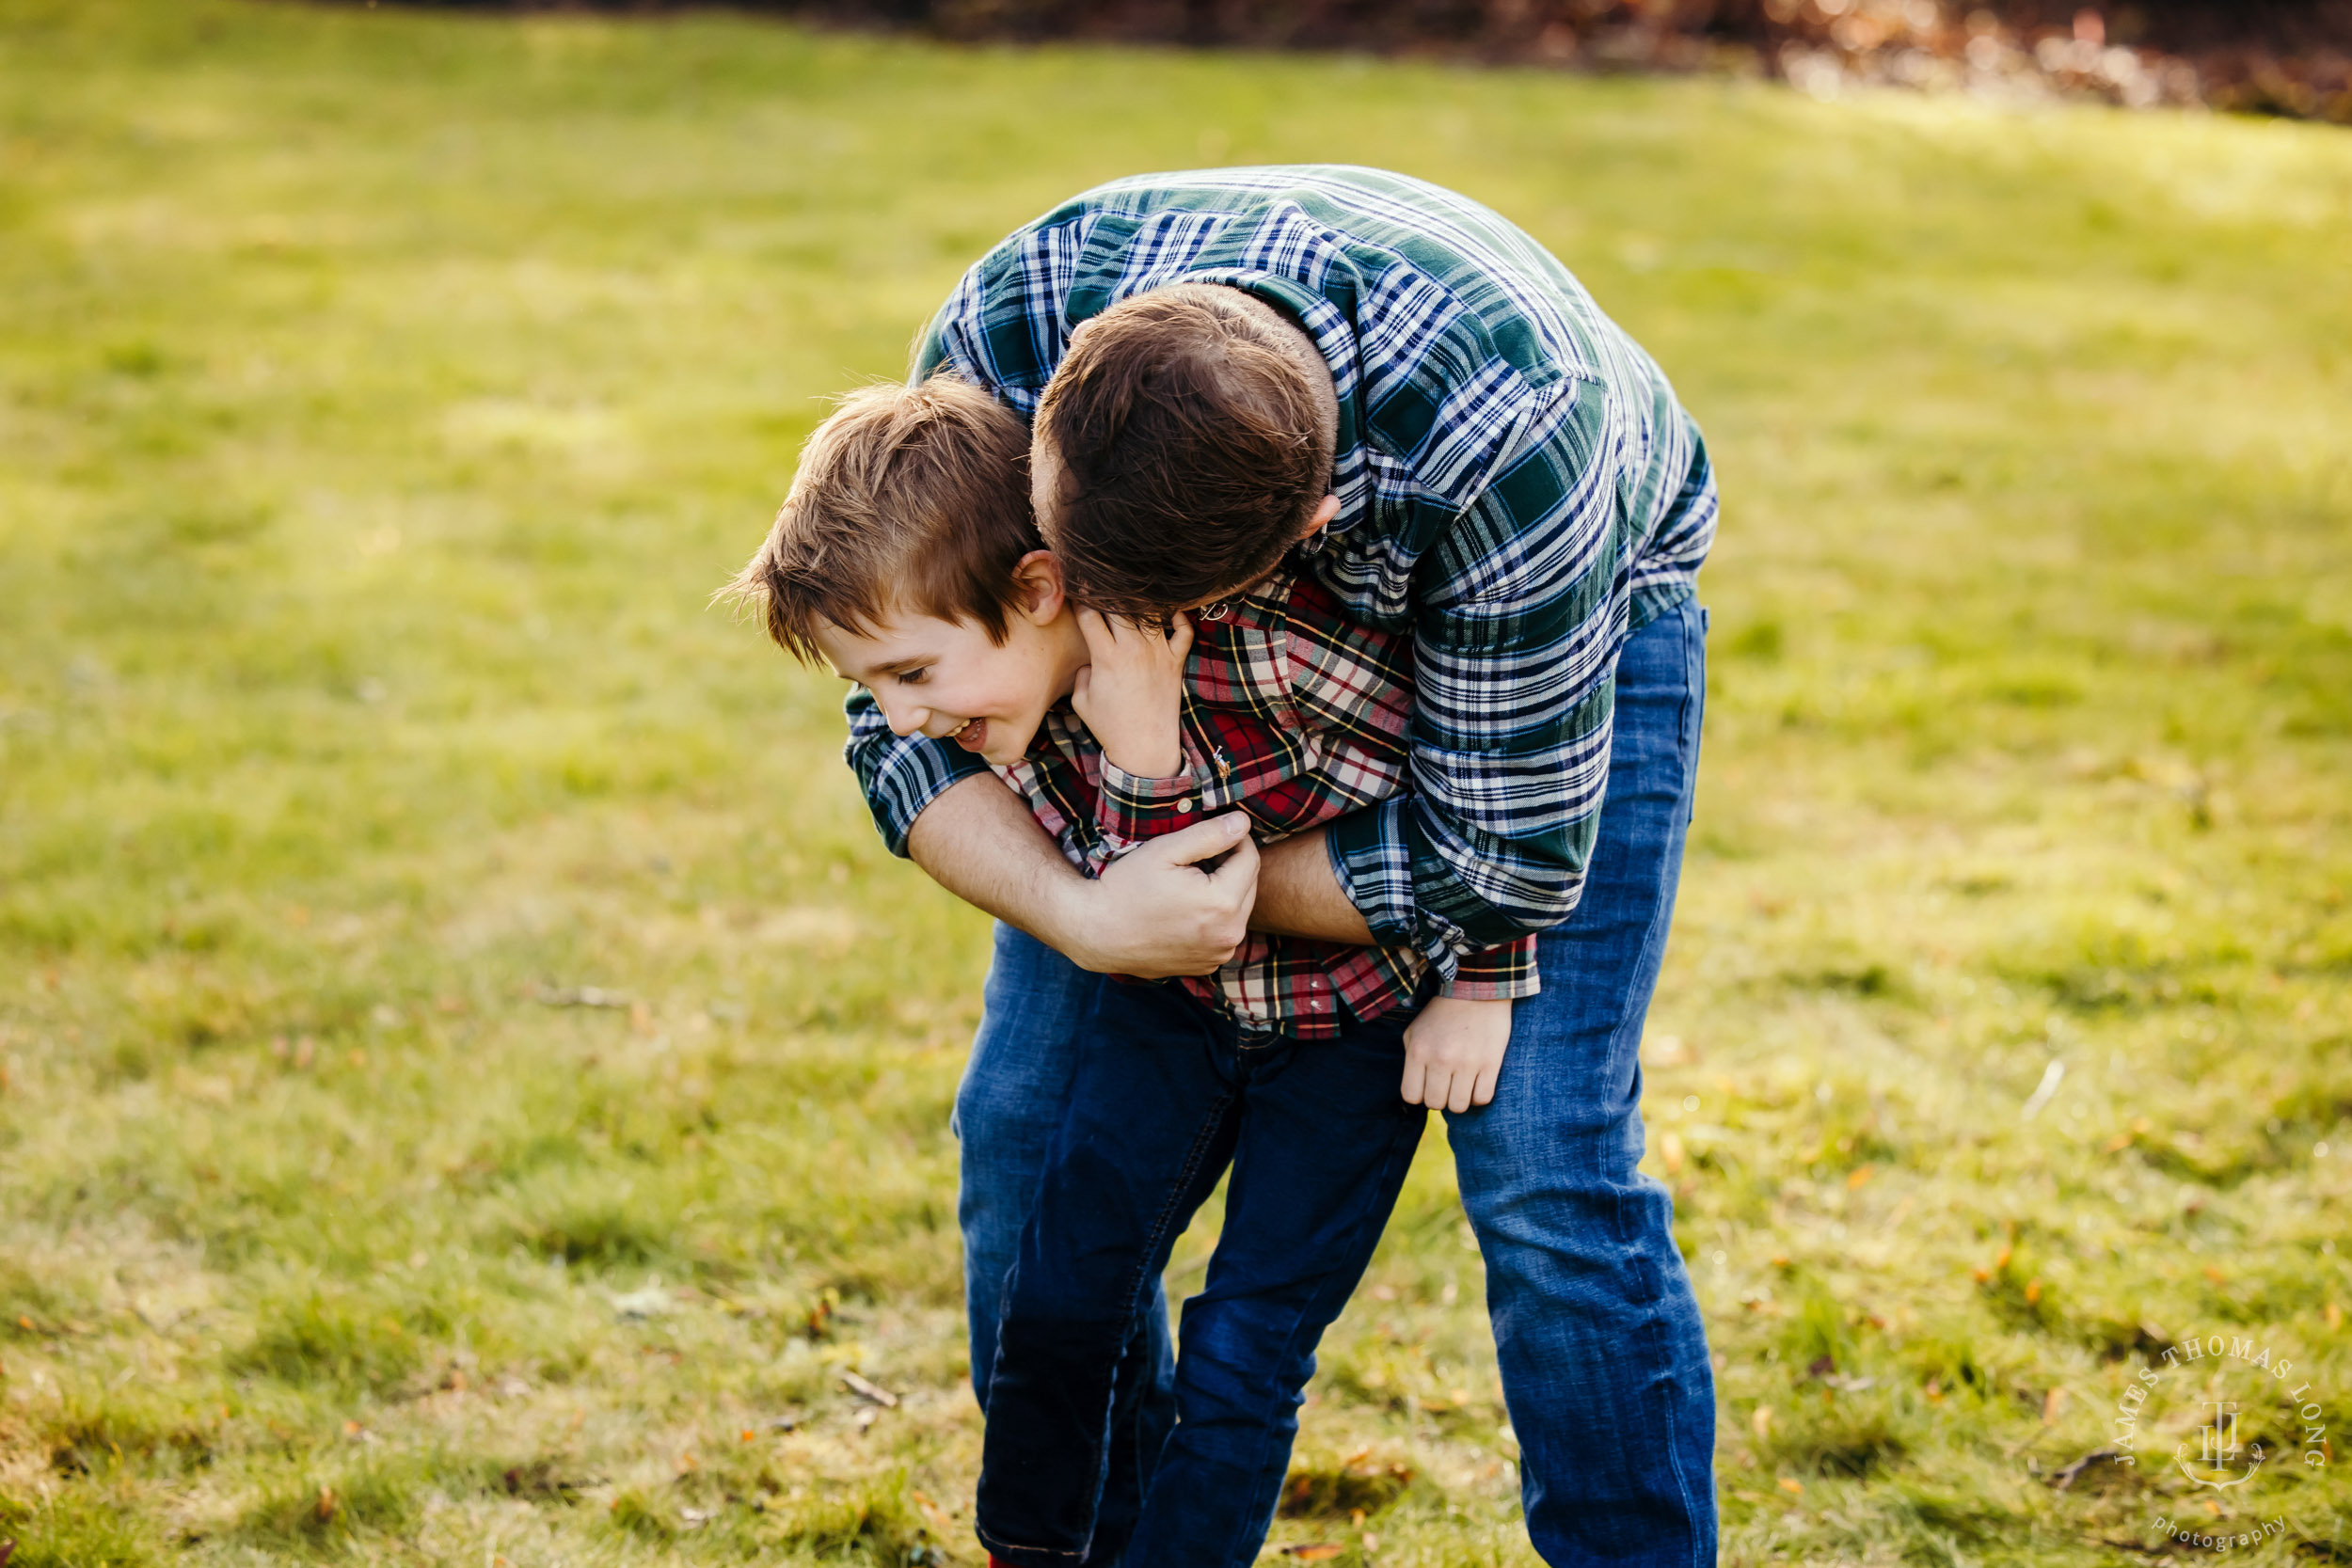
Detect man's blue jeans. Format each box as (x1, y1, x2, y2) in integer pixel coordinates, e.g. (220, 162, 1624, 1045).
(953, 595, 1716, 1565)
(977, 983, 1426, 1567)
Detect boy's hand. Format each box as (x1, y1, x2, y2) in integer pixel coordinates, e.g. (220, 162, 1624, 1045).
(1070, 610, 1192, 780)
(1400, 996, 1511, 1113)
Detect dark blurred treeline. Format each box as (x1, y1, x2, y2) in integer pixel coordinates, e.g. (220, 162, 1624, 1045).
(389, 0, 2352, 122)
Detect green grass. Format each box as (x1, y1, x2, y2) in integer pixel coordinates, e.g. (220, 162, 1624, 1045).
(1, 1, 2348, 1561)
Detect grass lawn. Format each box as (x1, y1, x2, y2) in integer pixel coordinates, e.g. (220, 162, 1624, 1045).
(2, 2, 2349, 1561)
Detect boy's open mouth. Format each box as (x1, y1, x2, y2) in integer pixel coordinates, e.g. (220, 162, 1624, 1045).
(950, 718, 987, 752)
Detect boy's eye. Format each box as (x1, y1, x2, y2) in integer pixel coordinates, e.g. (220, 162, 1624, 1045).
(898, 668, 929, 686)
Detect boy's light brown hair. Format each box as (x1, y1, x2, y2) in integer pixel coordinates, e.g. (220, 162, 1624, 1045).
(723, 376, 1039, 663)
(1036, 286, 1325, 617)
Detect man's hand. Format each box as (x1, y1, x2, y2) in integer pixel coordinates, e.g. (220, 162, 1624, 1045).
(903, 776, 1257, 979)
(1399, 996, 1512, 1113)
(1058, 812, 1258, 977)
(1069, 610, 1192, 780)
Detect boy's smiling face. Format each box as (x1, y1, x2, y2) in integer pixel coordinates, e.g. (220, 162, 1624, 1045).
(813, 550, 1089, 768)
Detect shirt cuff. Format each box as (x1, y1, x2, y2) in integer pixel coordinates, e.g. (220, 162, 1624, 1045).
(1326, 796, 1462, 973)
(1327, 797, 1561, 987)
(1096, 752, 1208, 845)
(1441, 937, 1541, 1001)
(849, 732, 990, 859)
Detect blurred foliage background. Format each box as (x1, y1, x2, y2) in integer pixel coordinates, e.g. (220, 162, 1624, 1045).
(389, 0, 2352, 123)
(0, 1, 2347, 1563)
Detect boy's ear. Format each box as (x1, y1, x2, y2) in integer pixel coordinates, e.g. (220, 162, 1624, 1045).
(1298, 493, 1342, 542)
(1009, 549, 1068, 625)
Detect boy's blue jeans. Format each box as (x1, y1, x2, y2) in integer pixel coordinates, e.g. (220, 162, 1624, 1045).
(975, 982, 1425, 1566)
(953, 595, 1716, 1566)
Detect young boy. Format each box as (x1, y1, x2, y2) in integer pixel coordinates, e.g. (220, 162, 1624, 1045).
(726, 374, 1531, 1567)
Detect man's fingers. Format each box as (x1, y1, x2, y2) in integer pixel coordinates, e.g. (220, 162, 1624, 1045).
(1471, 1056, 1502, 1107)
(1445, 1067, 1476, 1116)
(1208, 829, 1260, 887)
(1207, 835, 1259, 924)
(1155, 813, 1254, 868)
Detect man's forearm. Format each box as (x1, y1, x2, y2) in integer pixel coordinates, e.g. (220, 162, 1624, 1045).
(900, 772, 1262, 978)
(905, 772, 1084, 950)
(1251, 828, 1376, 944)
(909, 785, 1375, 949)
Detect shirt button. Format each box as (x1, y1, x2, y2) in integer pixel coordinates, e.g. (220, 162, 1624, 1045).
(1176, 798, 1195, 813)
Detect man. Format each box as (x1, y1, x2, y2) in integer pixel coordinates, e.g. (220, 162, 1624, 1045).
(847, 166, 1719, 1564)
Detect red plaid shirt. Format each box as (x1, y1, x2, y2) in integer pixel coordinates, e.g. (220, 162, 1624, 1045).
(996, 566, 1538, 1039)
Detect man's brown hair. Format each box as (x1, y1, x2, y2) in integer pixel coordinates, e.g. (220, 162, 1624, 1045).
(1036, 286, 1326, 617)
(722, 376, 1039, 663)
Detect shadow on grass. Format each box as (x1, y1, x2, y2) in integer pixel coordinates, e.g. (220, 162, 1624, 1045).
(38, 1383, 225, 1481)
(230, 1291, 426, 1390)
(231, 1458, 432, 1551)
(1277, 1451, 1418, 1519)
(0, 1484, 161, 1568)
(503, 1172, 675, 1269)
(607, 1467, 934, 1560)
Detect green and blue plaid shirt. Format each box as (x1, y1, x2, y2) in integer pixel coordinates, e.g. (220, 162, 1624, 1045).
(848, 165, 1716, 980)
